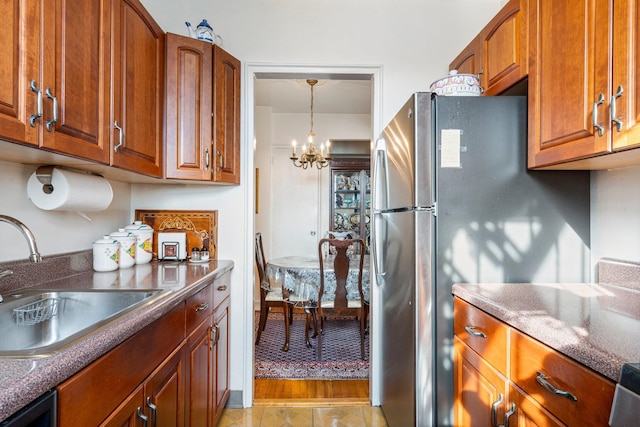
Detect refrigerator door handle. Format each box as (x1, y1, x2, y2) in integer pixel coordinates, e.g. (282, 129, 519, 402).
(372, 138, 389, 285)
(373, 138, 389, 212)
(372, 211, 385, 285)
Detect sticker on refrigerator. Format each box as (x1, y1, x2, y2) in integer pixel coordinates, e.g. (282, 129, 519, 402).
(441, 129, 462, 168)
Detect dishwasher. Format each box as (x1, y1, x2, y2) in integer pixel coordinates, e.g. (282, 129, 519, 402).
(0, 390, 56, 427)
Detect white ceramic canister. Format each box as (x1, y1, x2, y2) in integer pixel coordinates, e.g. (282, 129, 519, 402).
(125, 221, 154, 264)
(109, 228, 137, 268)
(93, 235, 120, 272)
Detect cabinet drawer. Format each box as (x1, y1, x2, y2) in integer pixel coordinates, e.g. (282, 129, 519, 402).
(510, 328, 615, 426)
(186, 283, 213, 333)
(213, 272, 231, 309)
(454, 297, 508, 375)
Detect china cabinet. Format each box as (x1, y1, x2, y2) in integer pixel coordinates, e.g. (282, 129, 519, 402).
(329, 158, 371, 252)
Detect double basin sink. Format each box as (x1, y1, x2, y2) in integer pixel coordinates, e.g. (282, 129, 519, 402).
(0, 288, 170, 357)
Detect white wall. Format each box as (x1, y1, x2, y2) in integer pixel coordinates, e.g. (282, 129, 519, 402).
(591, 165, 640, 272)
(0, 161, 132, 261)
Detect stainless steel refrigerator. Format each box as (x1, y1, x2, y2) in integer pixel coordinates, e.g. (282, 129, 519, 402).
(372, 93, 590, 427)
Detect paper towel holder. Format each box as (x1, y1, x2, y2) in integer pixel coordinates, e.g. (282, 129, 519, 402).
(35, 165, 105, 195)
(35, 166, 55, 194)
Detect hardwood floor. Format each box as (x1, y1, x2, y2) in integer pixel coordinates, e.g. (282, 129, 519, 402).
(254, 379, 369, 406)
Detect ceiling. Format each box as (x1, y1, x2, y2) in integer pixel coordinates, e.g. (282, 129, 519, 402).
(254, 78, 372, 115)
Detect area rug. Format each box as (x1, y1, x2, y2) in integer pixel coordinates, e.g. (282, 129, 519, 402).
(254, 311, 369, 379)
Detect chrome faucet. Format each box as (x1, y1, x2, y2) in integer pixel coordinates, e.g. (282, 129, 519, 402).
(0, 215, 42, 263)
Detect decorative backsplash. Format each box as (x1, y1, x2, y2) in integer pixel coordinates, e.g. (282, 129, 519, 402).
(134, 210, 218, 260)
(598, 257, 640, 291)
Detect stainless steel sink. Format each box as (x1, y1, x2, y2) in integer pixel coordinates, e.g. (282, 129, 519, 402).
(0, 288, 170, 357)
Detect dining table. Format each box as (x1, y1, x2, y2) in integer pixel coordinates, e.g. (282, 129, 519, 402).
(265, 254, 370, 351)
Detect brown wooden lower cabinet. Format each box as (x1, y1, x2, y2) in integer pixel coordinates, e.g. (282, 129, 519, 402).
(57, 272, 231, 426)
(453, 297, 615, 427)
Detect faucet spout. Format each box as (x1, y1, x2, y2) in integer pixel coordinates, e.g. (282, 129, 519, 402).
(0, 215, 42, 263)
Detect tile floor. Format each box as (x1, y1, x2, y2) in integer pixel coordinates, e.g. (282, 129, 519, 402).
(217, 406, 389, 427)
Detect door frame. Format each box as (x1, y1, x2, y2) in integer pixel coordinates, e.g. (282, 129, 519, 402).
(242, 63, 383, 407)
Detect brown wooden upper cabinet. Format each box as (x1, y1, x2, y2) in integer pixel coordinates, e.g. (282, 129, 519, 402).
(165, 34, 214, 180)
(110, 0, 164, 177)
(0, 0, 111, 163)
(165, 34, 241, 184)
(449, 0, 527, 96)
(212, 46, 241, 184)
(0, 0, 164, 177)
(528, 0, 640, 169)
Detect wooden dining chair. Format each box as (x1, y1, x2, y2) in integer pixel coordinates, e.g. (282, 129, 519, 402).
(315, 237, 368, 361)
(254, 232, 290, 346)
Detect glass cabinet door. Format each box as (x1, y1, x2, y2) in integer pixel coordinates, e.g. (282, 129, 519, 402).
(330, 158, 371, 253)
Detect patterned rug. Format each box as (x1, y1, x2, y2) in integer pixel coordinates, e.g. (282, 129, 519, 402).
(254, 311, 370, 379)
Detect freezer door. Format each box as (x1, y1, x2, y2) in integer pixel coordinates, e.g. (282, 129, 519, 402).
(375, 209, 434, 427)
(375, 93, 434, 211)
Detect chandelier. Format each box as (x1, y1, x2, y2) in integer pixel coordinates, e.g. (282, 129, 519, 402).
(290, 79, 332, 169)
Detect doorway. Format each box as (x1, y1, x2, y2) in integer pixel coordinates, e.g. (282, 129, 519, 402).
(245, 64, 383, 406)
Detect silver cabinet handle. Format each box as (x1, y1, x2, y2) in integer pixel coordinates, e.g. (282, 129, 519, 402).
(45, 87, 58, 132)
(217, 150, 223, 171)
(217, 285, 228, 291)
(535, 371, 577, 402)
(136, 407, 148, 427)
(504, 402, 516, 426)
(465, 325, 487, 338)
(491, 393, 503, 427)
(592, 93, 605, 136)
(195, 302, 209, 312)
(146, 397, 157, 427)
(29, 80, 42, 127)
(114, 121, 124, 152)
(209, 324, 217, 349)
(205, 147, 210, 170)
(611, 85, 624, 132)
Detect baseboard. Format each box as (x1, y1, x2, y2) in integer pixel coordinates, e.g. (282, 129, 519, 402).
(225, 390, 243, 408)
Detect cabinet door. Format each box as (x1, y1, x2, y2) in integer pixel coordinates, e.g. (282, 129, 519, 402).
(454, 337, 507, 427)
(185, 319, 213, 427)
(528, 0, 611, 168)
(100, 385, 146, 427)
(145, 344, 186, 427)
(111, 0, 164, 177)
(508, 385, 563, 427)
(0, 0, 38, 145)
(39, 0, 111, 163)
(165, 33, 213, 180)
(611, 0, 640, 151)
(449, 34, 484, 78)
(212, 298, 230, 424)
(482, 0, 527, 95)
(212, 45, 241, 184)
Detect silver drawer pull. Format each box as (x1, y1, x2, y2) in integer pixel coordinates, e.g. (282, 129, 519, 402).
(195, 302, 209, 312)
(217, 285, 228, 291)
(465, 325, 487, 338)
(536, 371, 578, 402)
(29, 80, 42, 127)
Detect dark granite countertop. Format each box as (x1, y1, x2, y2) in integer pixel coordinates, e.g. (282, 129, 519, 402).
(452, 281, 640, 383)
(0, 251, 233, 422)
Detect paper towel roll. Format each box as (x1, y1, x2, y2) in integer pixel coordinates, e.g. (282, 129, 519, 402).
(27, 168, 113, 211)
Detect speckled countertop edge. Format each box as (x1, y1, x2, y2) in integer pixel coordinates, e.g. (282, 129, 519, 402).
(452, 281, 640, 382)
(0, 256, 234, 422)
